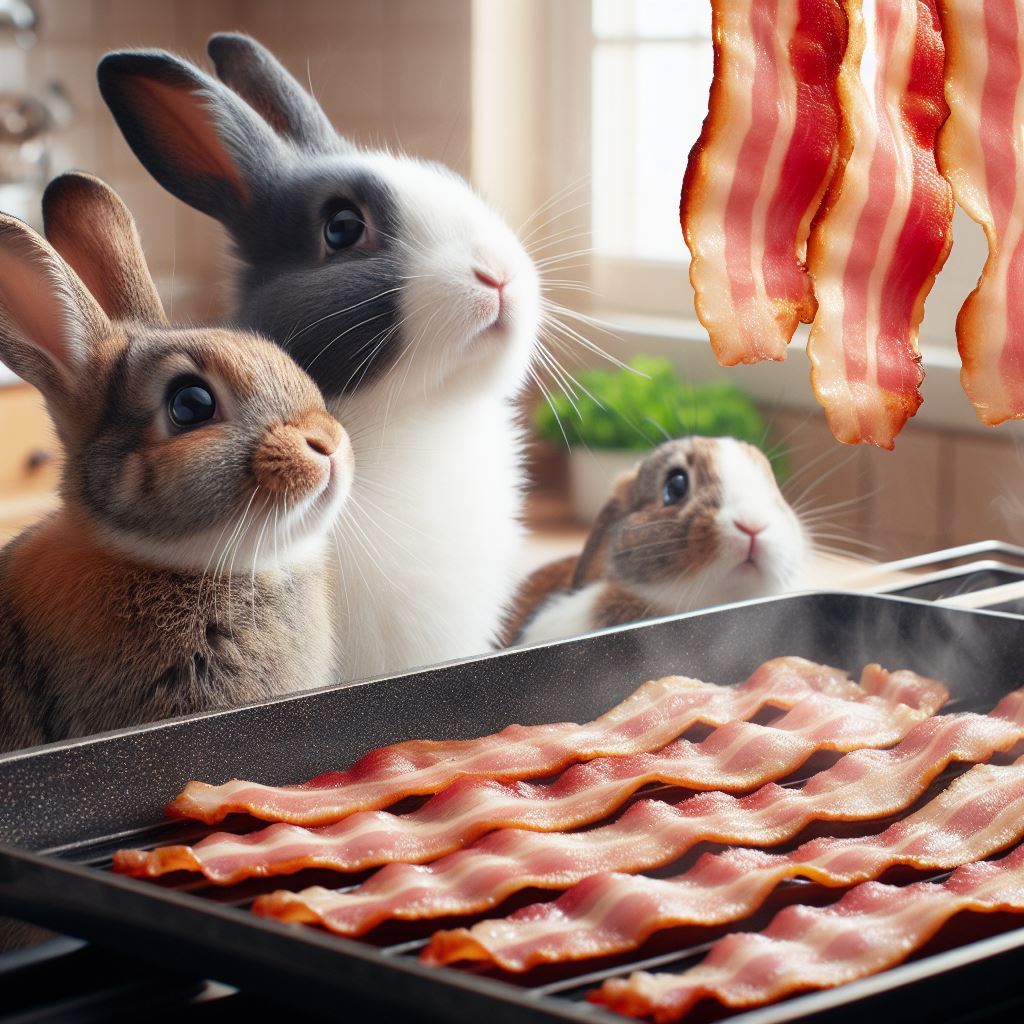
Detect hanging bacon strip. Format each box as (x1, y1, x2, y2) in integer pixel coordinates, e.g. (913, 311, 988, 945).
(939, 0, 1024, 424)
(683, 0, 846, 364)
(251, 691, 1024, 938)
(592, 839, 1024, 1021)
(166, 658, 889, 827)
(806, 0, 952, 447)
(113, 678, 941, 885)
(425, 755, 1024, 970)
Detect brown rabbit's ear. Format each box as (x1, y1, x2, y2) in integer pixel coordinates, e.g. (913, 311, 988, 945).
(43, 172, 168, 326)
(571, 470, 637, 590)
(0, 214, 109, 419)
(207, 33, 339, 154)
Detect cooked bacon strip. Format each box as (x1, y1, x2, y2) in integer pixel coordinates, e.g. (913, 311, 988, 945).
(806, 0, 952, 447)
(425, 755, 1024, 969)
(114, 674, 940, 884)
(252, 691, 1024, 938)
(592, 839, 1024, 1021)
(166, 658, 886, 826)
(683, 0, 846, 364)
(939, 0, 1024, 424)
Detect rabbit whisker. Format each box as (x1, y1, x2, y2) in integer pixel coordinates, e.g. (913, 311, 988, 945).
(516, 175, 590, 238)
(287, 286, 405, 344)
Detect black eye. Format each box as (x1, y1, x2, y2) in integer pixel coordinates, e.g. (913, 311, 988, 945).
(662, 468, 689, 506)
(324, 203, 366, 250)
(168, 381, 216, 429)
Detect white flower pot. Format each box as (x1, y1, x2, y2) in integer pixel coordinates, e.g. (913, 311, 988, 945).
(567, 448, 644, 524)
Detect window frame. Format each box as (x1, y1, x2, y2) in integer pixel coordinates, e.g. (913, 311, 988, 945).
(542, 0, 701, 319)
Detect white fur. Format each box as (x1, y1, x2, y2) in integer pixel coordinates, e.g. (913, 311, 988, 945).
(519, 583, 605, 647)
(102, 450, 352, 575)
(324, 156, 540, 680)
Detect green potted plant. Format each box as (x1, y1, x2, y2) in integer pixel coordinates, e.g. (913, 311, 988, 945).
(534, 356, 784, 522)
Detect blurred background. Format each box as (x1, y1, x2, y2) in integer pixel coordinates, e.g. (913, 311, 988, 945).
(1, 0, 1023, 571)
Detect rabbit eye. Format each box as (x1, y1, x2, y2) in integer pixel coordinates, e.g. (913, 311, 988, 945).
(168, 380, 217, 429)
(324, 203, 366, 251)
(662, 468, 689, 506)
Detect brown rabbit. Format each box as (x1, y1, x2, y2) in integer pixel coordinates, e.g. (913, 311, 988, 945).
(504, 437, 807, 646)
(0, 173, 354, 755)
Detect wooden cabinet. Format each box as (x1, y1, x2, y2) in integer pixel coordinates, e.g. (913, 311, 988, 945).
(0, 383, 61, 543)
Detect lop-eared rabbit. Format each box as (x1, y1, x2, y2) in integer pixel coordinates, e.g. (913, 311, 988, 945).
(507, 437, 807, 645)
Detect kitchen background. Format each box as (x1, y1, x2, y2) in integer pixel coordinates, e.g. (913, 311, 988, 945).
(1, 0, 1023, 570)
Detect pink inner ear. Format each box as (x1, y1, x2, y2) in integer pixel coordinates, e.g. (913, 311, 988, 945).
(0, 244, 81, 374)
(133, 76, 250, 205)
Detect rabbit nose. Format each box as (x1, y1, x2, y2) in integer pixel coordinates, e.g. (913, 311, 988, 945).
(297, 413, 347, 461)
(734, 520, 766, 537)
(474, 267, 505, 291)
(305, 434, 332, 458)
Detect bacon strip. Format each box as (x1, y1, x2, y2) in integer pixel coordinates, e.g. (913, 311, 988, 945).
(592, 839, 1024, 1021)
(683, 0, 846, 365)
(939, 0, 1024, 425)
(252, 691, 1024, 938)
(113, 674, 940, 885)
(806, 0, 952, 447)
(425, 755, 1024, 970)
(166, 658, 890, 827)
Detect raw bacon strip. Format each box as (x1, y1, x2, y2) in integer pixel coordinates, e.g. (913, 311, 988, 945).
(425, 755, 1024, 970)
(167, 658, 885, 827)
(683, 0, 846, 364)
(113, 676, 939, 884)
(806, 0, 952, 447)
(939, 0, 1024, 424)
(251, 691, 1024, 938)
(592, 840, 1024, 1021)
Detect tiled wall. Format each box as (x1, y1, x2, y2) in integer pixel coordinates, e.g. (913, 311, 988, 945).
(22, 0, 472, 322)
(768, 408, 1024, 560)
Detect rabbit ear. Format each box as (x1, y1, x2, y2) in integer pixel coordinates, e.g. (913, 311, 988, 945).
(97, 49, 286, 222)
(0, 214, 109, 414)
(207, 33, 339, 154)
(43, 172, 168, 326)
(570, 471, 636, 590)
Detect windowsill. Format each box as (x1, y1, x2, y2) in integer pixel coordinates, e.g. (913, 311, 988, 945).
(592, 310, 1024, 438)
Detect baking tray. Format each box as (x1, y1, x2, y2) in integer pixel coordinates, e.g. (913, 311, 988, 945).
(3, 592, 1024, 1023)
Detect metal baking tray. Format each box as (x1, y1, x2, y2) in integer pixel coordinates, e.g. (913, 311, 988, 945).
(3, 592, 1024, 1023)
(878, 561, 1024, 602)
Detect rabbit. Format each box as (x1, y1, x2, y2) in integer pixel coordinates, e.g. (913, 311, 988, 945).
(94, 33, 542, 681)
(505, 437, 808, 646)
(0, 171, 355, 755)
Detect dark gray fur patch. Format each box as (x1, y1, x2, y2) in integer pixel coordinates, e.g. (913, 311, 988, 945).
(228, 162, 405, 399)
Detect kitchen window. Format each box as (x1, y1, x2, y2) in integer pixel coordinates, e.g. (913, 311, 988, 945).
(589, 0, 711, 316)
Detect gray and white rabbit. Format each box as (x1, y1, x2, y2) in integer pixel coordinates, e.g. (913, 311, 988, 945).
(0, 172, 352, 754)
(96, 34, 541, 680)
(505, 437, 808, 646)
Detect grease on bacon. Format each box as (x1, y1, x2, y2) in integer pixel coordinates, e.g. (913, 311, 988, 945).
(164, 658, 884, 827)
(684, 0, 846, 365)
(806, 0, 952, 447)
(591, 838, 1024, 1021)
(251, 689, 1022, 939)
(424, 754, 1024, 970)
(939, 0, 1024, 425)
(112, 669, 943, 884)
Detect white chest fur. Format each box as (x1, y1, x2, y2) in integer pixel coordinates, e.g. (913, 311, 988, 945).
(327, 388, 525, 681)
